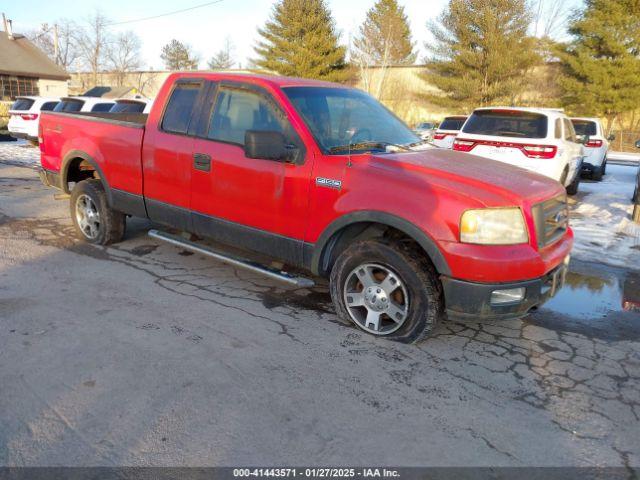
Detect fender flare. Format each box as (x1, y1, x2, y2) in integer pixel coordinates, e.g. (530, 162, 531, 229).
(61, 150, 111, 202)
(310, 211, 451, 276)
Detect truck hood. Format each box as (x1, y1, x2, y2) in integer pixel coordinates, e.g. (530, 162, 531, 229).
(371, 148, 565, 206)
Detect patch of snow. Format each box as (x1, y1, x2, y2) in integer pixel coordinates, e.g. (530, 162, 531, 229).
(570, 164, 639, 269)
(0, 140, 40, 168)
(608, 151, 640, 165)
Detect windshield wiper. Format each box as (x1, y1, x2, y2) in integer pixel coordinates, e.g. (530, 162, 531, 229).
(328, 141, 414, 154)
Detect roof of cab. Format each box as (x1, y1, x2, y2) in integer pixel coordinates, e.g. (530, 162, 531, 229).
(167, 71, 350, 89)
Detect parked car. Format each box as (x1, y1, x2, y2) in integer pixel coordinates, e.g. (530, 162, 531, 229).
(453, 107, 584, 195)
(8, 96, 59, 144)
(571, 117, 611, 181)
(414, 121, 437, 140)
(38, 72, 573, 342)
(109, 98, 152, 114)
(53, 96, 116, 114)
(431, 116, 467, 149)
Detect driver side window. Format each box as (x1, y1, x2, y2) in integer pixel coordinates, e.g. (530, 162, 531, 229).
(207, 87, 285, 145)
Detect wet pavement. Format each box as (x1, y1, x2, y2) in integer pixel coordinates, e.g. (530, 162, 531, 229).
(1, 162, 639, 469)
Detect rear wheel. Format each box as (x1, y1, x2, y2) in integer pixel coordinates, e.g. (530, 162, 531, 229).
(591, 165, 603, 181)
(566, 170, 580, 195)
(329, 239, 443, 343)
(70, 179, 125, 245)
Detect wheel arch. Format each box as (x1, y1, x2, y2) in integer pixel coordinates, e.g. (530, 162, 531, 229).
(310, 211, 451, 277)
(61, 150, 111, 202)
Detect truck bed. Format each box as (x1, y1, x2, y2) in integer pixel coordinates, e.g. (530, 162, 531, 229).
(39, 110, 147, 200)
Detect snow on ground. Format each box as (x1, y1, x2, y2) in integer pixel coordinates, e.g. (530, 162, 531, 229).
(608, 151, 640, 165)
(570, 164, 640, 269)
(0, 139, 39, 168)
(0, 140, 638, 269)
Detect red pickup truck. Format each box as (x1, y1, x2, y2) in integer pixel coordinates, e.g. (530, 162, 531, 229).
(38, 72, 573, 342)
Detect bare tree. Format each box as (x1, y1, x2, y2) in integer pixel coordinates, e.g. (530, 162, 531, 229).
(107, 31, 143, 86)
(76, 11, 111, 84)
(207, 37, 235, 69)
(27, 19, 80, 70)
(532, 0, 572, 39)
(352, 29, 393, 99)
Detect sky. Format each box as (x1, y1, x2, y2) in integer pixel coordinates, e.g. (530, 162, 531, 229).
(5, 0, 582, 70)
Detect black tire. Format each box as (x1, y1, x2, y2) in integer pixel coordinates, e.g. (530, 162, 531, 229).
(566, 171, 580, 195)
(70, 179, 125, 245)
(601, 159, 607, 176)
(591, 166, 603, 181)
(329, 238, 444, 343)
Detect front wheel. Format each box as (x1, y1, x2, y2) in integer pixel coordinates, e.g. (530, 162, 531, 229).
(70, 179, 126, 245)
(329, 239, 443, 343)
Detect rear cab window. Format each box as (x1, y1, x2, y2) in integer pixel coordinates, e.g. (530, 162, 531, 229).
(54, 99, 84, 112)
(161, 82, 202, 135)
(10, 98, 35, 111)
(462, 110, 548, 139)
(571, 120, 597, 137)
(439, 117, 466, 131)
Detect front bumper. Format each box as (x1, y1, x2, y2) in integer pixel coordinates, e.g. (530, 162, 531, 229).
(442, 256, 569, 320)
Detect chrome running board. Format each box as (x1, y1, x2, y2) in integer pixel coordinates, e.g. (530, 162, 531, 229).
(148, 229, 315, 288)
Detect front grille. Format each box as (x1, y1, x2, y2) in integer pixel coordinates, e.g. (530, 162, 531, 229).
(533, 194, 569, 248)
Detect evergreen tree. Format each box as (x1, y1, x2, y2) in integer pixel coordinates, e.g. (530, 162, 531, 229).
(353, 0, 416, 66)
(160, 39, 200, 70)
(422, 0, 540, 110)
(254, 0, 349, 82)
(556, 0, 640, 131)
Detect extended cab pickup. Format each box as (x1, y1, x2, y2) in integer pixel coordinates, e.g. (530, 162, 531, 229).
(38, 72, 573, 342)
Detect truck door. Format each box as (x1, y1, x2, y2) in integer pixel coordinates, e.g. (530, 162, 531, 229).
(142, 78, 207, 230)
(190, 82, 313, 266)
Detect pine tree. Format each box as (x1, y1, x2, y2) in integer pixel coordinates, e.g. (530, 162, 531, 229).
(422, 0, 540, 110)
(556, 0, 640, 131)
(254, 0, 349, 82)
(353, 0, 416, 66)
(160, 39, 200, 70)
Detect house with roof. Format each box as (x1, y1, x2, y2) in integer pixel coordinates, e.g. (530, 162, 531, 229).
(0, 21, 69, 101)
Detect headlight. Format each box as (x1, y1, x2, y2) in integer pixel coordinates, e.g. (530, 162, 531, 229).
(460, 208, 528, 245)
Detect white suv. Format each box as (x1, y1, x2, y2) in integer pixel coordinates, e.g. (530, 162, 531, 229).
(453, 107, 584, 195)
(431, 115, 467, 149)
(8, 96, 60, 143)
(570, 117, 610, 181)
(53, 96, 116, 114)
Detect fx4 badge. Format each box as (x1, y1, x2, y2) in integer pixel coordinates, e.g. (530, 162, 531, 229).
(316, 177, 342, 190)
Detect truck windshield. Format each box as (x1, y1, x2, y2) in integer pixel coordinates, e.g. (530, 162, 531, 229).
(283, 87, 419, 154)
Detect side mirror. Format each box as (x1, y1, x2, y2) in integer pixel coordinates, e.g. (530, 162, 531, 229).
(244, 130, 293, 162)
(579, 134, 590, 145)
(608, 133, 615, 141)
(635, 139, 640, 149)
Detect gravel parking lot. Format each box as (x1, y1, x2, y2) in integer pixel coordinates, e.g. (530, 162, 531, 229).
(1, 148, 639, 470)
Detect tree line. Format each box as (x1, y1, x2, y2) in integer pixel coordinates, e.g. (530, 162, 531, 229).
(29, 0, 640, 129)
